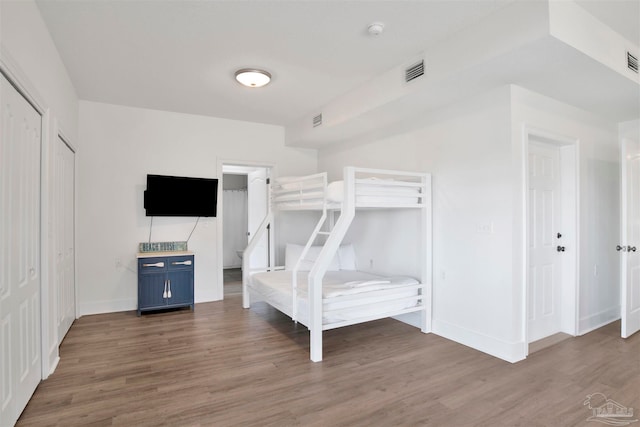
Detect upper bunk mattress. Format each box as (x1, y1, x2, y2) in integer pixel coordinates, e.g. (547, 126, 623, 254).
(327, 179, 421, 204)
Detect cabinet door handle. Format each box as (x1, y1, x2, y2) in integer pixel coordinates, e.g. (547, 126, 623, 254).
(163, 280, 168, 298)
(143, 262, 165, 268)
(171, 260, 192, 266)
(167, 280, 172, 298)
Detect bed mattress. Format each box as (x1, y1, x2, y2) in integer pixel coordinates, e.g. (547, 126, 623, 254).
(274, 178, 422, 208)
(249, 270, 421, 325)
(327, 179, 421, 205)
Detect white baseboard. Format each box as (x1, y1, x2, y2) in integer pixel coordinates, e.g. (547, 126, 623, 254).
(79, 298, 136, 316)
(196, 290, 221, 303)
(48, 356, 60, 377)
(578, 306, 620, 335)
(432, 318, 526, 363)
(79, 294, 222, 316)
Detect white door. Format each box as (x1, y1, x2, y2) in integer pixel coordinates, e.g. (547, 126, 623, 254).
(0, 73, 42, 426)
(621, 138, 640, 338)
(55, 137, 75, 342)
(247, 168, 269, 270)
(528, 142, 563, 342)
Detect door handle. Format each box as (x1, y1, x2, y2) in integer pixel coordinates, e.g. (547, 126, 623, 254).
(556, 246, 565, 252)
(171, 260, 192, 266)
(163, 280, 168, 298)
(629, 246, 637, 252)
(143, 262, 165, 268)
(167, 280, 172, 298)
(617, 245, 627, 252)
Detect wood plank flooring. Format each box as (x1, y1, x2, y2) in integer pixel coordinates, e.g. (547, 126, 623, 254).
(16, 296, 640, 426)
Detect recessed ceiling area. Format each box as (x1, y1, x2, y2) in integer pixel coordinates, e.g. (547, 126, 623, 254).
(35, 0, 639, 134)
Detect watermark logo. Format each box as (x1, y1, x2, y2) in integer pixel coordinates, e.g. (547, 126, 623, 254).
(584, 393, 638, 426)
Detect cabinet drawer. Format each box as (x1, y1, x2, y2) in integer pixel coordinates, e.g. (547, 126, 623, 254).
(167, 255, 194, 270)
(138, 257, 168, 273)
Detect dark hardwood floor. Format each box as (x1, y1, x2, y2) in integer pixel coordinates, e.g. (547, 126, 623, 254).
(16, 296, 640, 426)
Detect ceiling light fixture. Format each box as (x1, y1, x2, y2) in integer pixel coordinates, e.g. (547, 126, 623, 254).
(234, 68, 272, 88)
(367, 22, 385, 36)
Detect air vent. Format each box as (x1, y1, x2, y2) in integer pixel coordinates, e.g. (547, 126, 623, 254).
(313, 113, 322, 127)
(405, 60, 424, 83)
(627, 51, 638, 73)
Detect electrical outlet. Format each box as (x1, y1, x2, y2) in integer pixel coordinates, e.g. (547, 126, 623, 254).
(476, 222, 494, 234)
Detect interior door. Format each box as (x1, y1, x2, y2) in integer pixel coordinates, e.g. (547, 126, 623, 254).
(528, 142, 563, 342)
(621, 138, 640, 338)
(55, 136, 75, 342)
(0, 73, 42, 426)
(247, 168, 269, 270)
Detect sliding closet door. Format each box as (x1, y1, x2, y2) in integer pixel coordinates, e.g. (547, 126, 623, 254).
(0, 73, 43, 426)
(55, 136, 75, 342)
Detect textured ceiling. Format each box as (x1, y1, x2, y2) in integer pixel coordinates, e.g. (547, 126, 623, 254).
(36, 0, 639, 128)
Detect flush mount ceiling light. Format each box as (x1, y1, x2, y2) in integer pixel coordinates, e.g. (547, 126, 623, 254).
(234, 68, 271, 88)
(367, 22, 385, 36)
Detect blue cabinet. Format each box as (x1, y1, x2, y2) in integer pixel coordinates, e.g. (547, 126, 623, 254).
(137, 253, 194, 316)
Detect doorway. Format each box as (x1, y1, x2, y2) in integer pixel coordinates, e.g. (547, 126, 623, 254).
(0, 71, 43, 426)
(621, 137, 640, 338)
(219, 163, 271, 299)
(222, 173, 248, 297)
(524, 128, 578, 354)
(55, 135, 76, 342)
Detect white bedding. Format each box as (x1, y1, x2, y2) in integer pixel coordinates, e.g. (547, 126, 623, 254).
(249, 270, 421, 325)
(274, 177, 422, 207)
(327, 179, 421, 204)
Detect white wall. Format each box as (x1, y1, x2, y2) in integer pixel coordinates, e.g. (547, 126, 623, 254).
(78, 101, 316, 315)
(511, 86, 620, 336)
(0, 0, 79, 141)
(619, 120, 640, 141)
(0, 0, 80, 376)
(318, 84, 621, 362)
(319, 86, 517, 360)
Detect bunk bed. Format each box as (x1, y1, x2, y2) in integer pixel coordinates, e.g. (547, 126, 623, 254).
(242, 167, 432, 362)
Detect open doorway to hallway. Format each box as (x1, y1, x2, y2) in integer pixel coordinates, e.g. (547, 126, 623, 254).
(222, 173, 247, 297)
(220, 163, 271, 299)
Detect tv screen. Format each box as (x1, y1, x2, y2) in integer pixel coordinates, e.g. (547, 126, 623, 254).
(144, 174, 218, 217)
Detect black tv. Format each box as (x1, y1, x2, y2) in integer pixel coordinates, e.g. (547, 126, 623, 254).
(144, 174, 218, 217)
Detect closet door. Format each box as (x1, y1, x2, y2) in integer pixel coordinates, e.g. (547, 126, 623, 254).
(621, 138, 640, 338)
(55, 136, 75, 342)
(0, 73, 42, 426)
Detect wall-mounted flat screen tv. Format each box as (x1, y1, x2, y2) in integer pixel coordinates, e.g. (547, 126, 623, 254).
(144, 174, 218, 217)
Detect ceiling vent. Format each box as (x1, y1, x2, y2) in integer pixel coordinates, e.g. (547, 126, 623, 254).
(405, 60, 425, 83)
(313, 113, 323, 128)
(627, 51, 638, 74)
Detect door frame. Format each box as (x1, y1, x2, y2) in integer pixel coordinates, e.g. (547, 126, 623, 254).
(1, 49, 57, 380)
(217, 160, 274, 300)
(620, 136, 640, 338)
(54, 131, 78, 339)
(522, 125, 580, 354)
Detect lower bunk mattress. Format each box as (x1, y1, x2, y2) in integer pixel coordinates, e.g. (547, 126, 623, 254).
(248, 270, 423, 326)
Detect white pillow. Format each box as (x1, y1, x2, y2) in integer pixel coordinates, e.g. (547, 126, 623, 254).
(337, 244, 357, 270)
(285, 243, 340, 271)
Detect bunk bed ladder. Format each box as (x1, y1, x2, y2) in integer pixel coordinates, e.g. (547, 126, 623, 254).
(307, 167, 358, 362)
(291, 192, 332, 322)
(242, 211, 274, 309)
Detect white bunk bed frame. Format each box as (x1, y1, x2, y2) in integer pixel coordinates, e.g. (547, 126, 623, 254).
(242, 166, 432, 362)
